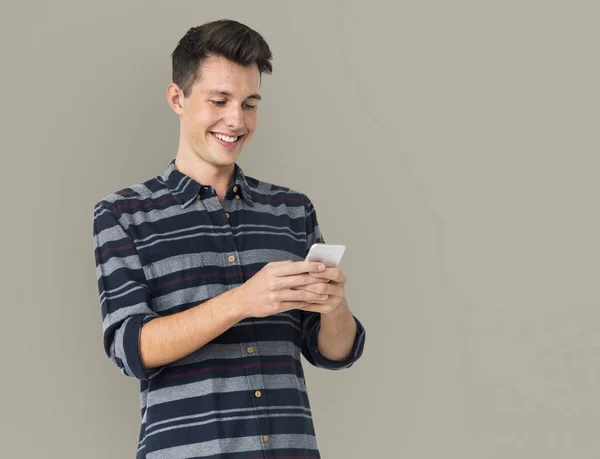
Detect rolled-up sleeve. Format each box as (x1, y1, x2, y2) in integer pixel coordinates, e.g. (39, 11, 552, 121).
(301, 312, 366, 370)
(300, 194, 366, 370)
(92, 202, 164, 381)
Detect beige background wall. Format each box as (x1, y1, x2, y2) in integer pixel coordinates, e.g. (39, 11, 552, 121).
(1, 0, 599, 458)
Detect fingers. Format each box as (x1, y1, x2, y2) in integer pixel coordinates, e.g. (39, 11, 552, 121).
(277, 274, 329, 291)
(279, 301, 311, 310)
(298, 303, 332, 314)
(273, 260, 326, 277)
(266, 275, 327, 294)
(308, 267, 346, 283)
(276, 288, 330, 303)
(292, 282, 335, 296)
(269, 261, 346, 283)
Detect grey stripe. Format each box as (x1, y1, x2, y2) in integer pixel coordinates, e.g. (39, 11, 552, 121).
(249, 201, 306, 218)
(102, 302, 154, 330)
(134, 223, 222, 244)
(145, 249, 303, 281)
(144, 412, 313, 444)
(125, 187, 171, 201)
(97, 188, 171, 208)
(143, 253, 205, 280)
(148, 374, 306, 408)
(239, 248, 303, 263)
(145, 405, 311, 433)
(118, 196, 306, 231)
(269, 433, 318, 451)
(135, 222, 305, 247)
(92, 205, 112, 219)
(233, 230, 306, 242)
(113, 316, 135, 377)
(96, 255, 142, 279)
(253, 180, 270, 194)
(137, 231, 226, 251)
(100, 283, 147, 305)
(141, 388, 149, 409)
(138, 228, 304, 252)
(151, 285, 224, 312)
(94, 224, 131, 245)
(249, 185, 304, 197)
(172, 175, 191, 194)
(100, 279, 144, 297)
(231, 223, 306, 236)
(145, 433, 317, 459)
(276, 312, 301, 325)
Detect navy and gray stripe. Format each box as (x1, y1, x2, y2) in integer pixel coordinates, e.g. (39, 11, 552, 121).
(92, 160, 365, 459)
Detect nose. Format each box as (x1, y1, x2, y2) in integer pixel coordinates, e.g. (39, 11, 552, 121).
(224, 105, 244, 131)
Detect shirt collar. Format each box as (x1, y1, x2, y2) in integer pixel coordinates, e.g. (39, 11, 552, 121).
(162, 160, 253, 208)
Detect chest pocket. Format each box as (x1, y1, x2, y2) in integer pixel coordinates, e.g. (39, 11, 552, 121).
(142, 252, 218, 314)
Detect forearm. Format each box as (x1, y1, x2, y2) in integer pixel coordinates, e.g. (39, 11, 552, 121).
(140, 288, 245, 369)
(317, 297, 357, 361)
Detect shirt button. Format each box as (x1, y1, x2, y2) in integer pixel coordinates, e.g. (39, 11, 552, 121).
(247, 346, 253, 354)
(255, 390, 262, 398)
(195, 194, 201, 199)
(235, 195, 241, 200)
(263, 435, 269, 443)
(228, 255, 235, 263)
(232, 185, 238, 193)
(225, 212, 230, 219)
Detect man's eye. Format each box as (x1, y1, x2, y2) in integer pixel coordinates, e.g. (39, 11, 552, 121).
(243, 104, 257, 110)
(211, 100, 226, 106)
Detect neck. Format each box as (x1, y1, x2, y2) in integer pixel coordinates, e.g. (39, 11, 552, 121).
(174, 153, 236, 198)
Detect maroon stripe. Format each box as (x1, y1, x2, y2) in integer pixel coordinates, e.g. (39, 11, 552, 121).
(96, 243, 133, 259)
(153, 268, 259, 289)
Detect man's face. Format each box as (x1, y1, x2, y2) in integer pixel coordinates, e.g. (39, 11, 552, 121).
(178, 55, 261, 168)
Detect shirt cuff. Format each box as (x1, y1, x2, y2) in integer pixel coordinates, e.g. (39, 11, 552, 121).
(122, 315, 165, 381)
(303, 314, 366, 370)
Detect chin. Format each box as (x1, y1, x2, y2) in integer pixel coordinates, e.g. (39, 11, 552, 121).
(210, 153, 239, 167)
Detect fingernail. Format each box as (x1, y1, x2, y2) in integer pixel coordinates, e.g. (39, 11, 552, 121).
(321, 294, 328, 300)
(318, 264, 325, 271)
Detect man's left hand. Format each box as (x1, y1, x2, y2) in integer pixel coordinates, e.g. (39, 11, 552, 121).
(292, 266, 348, 315)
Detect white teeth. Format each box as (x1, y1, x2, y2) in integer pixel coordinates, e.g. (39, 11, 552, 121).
(213, 133, 238, 143)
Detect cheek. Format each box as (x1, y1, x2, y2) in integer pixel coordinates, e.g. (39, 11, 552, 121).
(187, 122, 207, 147)
(245, 112, 258, 132)
(187, 111, 218, 140)
(185, 102, 219, 129)
(190, 130, 205, 147)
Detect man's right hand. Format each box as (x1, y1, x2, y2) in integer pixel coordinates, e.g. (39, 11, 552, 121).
(232, 260, 331, 319)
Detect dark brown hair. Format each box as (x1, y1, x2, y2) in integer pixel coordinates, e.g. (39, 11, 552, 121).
(171, 19, 273, 97)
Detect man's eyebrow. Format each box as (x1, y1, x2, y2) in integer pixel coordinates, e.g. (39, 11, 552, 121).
(208, 90, 262, 100)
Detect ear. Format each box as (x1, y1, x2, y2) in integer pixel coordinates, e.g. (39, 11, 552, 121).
(166, 83, 184, 115)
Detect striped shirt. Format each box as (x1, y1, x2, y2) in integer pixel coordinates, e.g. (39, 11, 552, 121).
(92, 160, 366, 459)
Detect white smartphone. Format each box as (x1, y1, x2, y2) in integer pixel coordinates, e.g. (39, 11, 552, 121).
(305, 243, 346, 267)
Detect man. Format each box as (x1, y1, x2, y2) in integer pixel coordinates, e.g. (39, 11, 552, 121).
(93, 19, 366, 459)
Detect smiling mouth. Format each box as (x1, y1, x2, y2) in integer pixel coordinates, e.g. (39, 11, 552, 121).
(211, 132, 244, 144)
